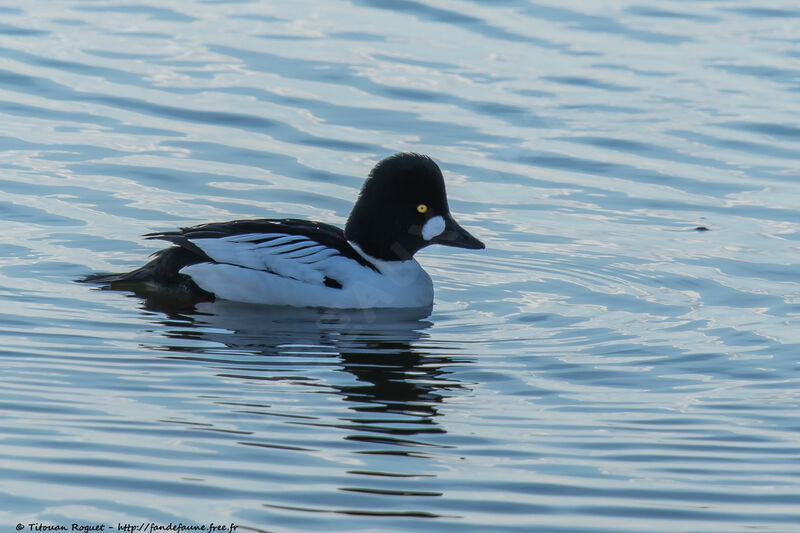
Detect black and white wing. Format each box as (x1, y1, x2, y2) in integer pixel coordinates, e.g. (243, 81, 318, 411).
(147, 219, 376, 288)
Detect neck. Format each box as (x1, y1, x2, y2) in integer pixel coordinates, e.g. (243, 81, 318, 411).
(348, 241, 414, 273)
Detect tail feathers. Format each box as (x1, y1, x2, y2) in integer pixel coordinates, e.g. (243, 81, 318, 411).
(80, 265, 166, 284)
(80, 247, 215, 304)
(80, 247, 208, 286)
(80, 271, 139, 284)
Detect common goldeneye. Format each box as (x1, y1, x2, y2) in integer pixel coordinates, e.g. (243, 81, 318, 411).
(83, 152, 484, 308)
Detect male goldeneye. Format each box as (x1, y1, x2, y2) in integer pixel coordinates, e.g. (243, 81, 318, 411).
(83, 152, 484, 308)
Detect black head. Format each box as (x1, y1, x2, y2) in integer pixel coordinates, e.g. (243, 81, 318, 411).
(344, 152, 484, 261)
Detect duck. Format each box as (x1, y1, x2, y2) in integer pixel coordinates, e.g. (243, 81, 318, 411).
(83, 152, 485, 308)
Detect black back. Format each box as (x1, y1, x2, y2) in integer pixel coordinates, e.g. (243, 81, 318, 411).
(148, 218, 378, 271)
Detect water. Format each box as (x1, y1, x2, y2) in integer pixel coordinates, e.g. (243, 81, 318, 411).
(1, 1, 799, 531)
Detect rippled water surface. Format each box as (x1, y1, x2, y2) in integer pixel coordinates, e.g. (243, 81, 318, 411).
(1, 1, 799, 531)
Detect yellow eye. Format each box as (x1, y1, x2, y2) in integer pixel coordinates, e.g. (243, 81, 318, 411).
(417, 204, 428, 214)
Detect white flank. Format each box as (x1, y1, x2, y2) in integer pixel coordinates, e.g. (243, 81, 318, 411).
(176, 235, 434, 309)
(421, 216, 445, 241)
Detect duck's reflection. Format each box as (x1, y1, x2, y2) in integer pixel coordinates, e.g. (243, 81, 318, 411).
(138, 296, 467, 443)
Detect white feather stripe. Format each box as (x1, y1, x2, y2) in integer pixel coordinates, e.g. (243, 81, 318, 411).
(287, 244, 327, 258)
(256, 240, 318, 255)
(253, 235, 309, 247)
(296, 249, 339, 264)
(281, 245, 329, 259)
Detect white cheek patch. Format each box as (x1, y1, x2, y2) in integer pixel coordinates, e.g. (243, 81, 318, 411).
(422, 215, 446, 241)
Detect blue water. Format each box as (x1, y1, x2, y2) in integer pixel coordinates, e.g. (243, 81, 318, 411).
(1, 1, 799, 531)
